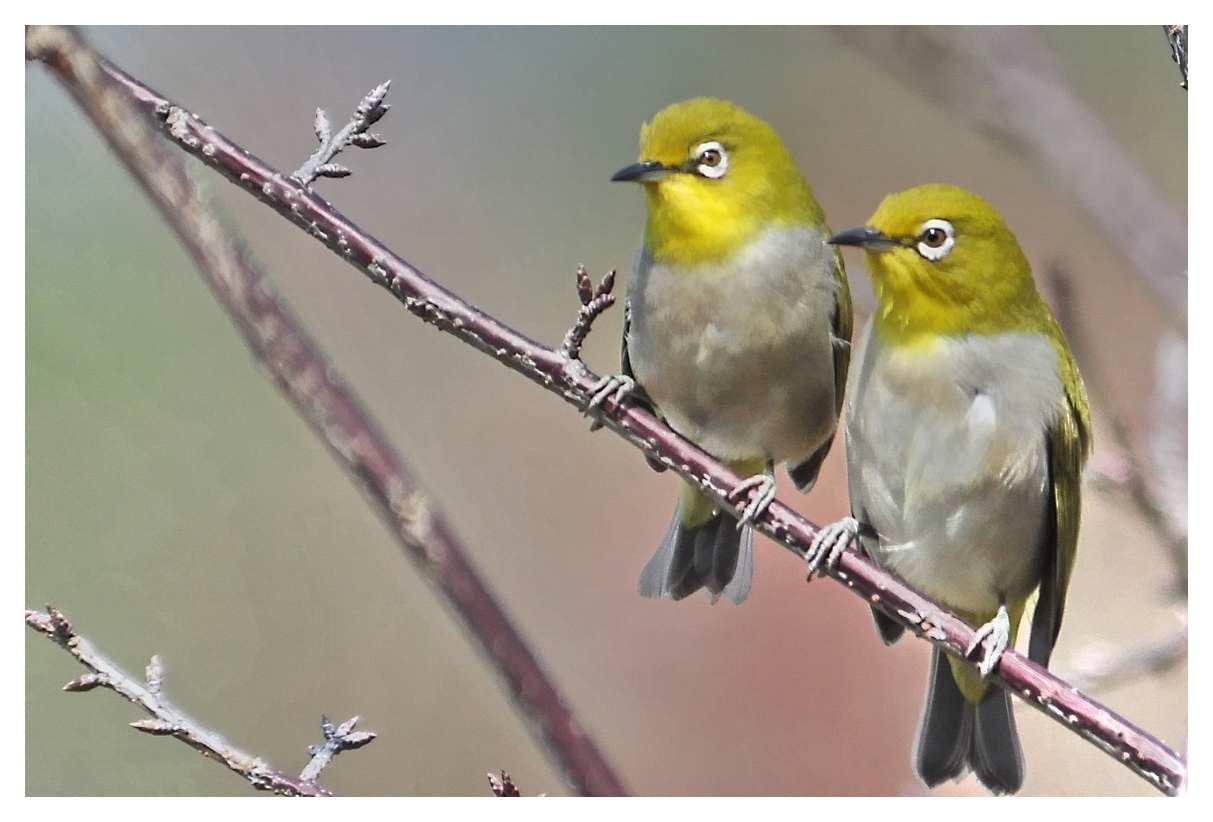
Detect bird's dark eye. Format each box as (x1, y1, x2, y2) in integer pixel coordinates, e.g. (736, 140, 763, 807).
(915, 219, 956, 261)
(921, 227, 948, 248)
(692, 141, 729, 179)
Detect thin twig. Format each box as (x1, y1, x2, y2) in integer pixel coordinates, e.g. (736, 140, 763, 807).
(488, 770, 522, 797)
(1163, 25, 1188, 89)
(25, 607, 350, 796)
(25, 24, 627, 798)
(560, 265, 617, 360)
(290, 81, 390, 186)
(27, 27, 1186, 795)
(300, 716, 377, 783)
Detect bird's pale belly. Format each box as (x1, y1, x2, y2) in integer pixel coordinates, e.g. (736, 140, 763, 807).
(630, 317, 835, 463)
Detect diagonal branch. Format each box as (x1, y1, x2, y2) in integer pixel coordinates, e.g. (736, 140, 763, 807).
(26, 607, 357, 796)
(25, 24, 626, 798)
(26, 27, 1186, 795)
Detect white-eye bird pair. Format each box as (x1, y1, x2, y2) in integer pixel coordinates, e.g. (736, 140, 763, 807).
(607, 98, 1090, 796)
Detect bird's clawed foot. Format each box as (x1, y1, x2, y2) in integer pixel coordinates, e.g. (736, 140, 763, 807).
(584, 374, 635, 429)
(967, 603, 1012, 678)
(728, 473, 777, 529)
(805, 516, 858, 578)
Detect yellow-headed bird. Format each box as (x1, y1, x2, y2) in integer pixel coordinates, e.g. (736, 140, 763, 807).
(811, 184, 1091, 793)
(601, 98, 852, 604)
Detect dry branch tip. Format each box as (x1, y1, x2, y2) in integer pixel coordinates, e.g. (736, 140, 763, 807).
(291, 80, 393, 187)
(489, 770, 521, 796)
(561, 266, 618, 361)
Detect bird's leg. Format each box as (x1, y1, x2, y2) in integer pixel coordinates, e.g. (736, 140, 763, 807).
(728, 468, 777, 529)
(805, 516, 858, 577)
(967, 602, 1012, 678)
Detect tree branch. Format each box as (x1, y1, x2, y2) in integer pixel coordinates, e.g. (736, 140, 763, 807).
(25, 24, 626, 798)
(25, 607, 358, 796)
(26, 26, 1186, 795)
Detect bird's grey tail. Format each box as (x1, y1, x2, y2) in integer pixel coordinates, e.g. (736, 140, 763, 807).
(637, 506, 753, 605)
(915, 647, 1024, 795)
(971, 680, 1024, 795)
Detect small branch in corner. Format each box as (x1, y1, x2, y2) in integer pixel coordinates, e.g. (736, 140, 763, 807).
(488, 770, 524, 796)
(25, 606, 373, 796)
(1163, 25, 1188, 90)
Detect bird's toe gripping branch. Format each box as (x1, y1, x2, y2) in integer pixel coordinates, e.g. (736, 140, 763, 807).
(967, 603, 1012, 678)
(806, 516, 859, 578)
(584, 374, 635, 419)
(728, 472, 778, 529)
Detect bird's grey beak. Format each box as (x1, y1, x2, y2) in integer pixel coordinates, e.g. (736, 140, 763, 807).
(828, 225, 898, 250)
(611, 160, 675, 183)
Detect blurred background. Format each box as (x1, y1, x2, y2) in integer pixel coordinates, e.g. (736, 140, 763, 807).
(26, 26, 1186, 796)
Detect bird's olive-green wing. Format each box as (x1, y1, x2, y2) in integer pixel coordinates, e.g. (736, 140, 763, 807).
(788, 246, 853, 492)
(1028, 371, 1091, 668)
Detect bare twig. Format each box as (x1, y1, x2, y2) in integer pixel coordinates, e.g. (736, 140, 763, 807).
(27, 27, 1186, 795)
(488, 770, 522, 797)
(1163, 25, 1188, 89)
(25, 24, 627, 798)
(25, 607, 351, 796)
(560, 265, 617, 360)
(300, 716, 377, 783)
(291, 81, 390, 186)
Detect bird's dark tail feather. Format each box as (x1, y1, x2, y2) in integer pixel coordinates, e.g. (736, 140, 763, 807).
(915, 648, 1024, 795)
(637, 508, 753, 605)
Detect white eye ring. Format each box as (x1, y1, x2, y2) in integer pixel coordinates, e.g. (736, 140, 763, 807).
(693, 141, 729, 179)
(916, 219, 955, 261)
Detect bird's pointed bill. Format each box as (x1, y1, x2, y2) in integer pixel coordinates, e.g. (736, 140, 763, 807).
(828, 225, 898, 250)
(611, 160, 675, 183)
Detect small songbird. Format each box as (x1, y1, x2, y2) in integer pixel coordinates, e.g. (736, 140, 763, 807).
(595, 97, 852, 605)
(809, 184, 1091, 794)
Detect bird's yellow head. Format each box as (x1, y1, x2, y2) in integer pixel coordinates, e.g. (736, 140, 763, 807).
(830, 184, 1051, 348)
(613, 97, 825, 267)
